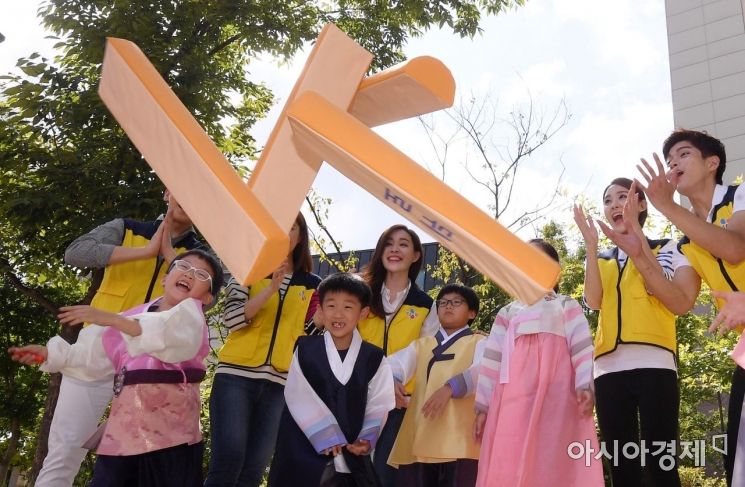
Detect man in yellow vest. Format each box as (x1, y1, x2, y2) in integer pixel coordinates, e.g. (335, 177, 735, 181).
(36, 190, 204, 487)
(638, 129, 745, 486)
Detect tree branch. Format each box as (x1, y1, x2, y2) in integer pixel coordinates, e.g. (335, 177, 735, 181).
(0, 255, 59, 315)
(305, 194, 344, 256)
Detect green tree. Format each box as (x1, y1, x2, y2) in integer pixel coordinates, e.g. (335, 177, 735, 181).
(0, 0, 524, 481)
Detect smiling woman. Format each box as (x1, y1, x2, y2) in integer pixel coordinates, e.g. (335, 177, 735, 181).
(356, 224, 439, 486)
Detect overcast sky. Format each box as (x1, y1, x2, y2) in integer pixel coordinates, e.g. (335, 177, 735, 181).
(2, 1, 674, 251)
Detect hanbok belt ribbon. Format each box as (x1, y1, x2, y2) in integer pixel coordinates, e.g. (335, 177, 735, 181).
(499, 322, 516, 384)
(113, 366, 206, 396)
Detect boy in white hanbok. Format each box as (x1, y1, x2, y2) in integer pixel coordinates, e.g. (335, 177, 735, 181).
(268, 273, 395, 487)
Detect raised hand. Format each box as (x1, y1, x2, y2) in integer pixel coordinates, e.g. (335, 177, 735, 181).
(636, 153, 677, 214)
(159, 211, 176, 263)
(269, 261, 289, 292)
(596, 219, 643, 259)
(142, 221, 164, 258)
(573, 204, 599, 250)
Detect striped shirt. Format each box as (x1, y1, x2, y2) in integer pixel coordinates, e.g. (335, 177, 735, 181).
(616, 238, 688, 280)
(475, 294, 594, 413)
(216, 275, 320, 385)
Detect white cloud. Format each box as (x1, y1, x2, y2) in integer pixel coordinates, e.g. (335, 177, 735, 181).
(552, 0, 666, 75)
(567, 100, 673, 195)
(499, 60, 570, 104)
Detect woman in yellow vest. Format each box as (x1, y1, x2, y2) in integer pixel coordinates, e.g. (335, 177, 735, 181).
(205, 213, 322, 487)
(358, 224, 439, 487)
(574, 177, 697, 487)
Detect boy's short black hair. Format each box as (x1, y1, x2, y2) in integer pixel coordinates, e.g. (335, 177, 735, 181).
(436, 284, 480, 320)
(318, 273, 372, 307)
(169, 249, 224, 298)
(663, 129, 727, 184)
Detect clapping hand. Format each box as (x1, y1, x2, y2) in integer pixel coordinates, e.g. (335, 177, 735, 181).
(636, 153, 677, 214)
(573, 204, 599, 250)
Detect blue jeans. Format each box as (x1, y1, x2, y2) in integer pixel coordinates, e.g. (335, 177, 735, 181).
(204, 374, 285, 487)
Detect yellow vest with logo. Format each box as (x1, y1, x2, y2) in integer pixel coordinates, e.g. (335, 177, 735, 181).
(357, 286, 433, 356)
(90, 219, 199, 313)
(217, 271, 321, 373)
(594, 240, 677, 358)
(679, 185, 745, 309)
(389, 332, 483, 465)
(358, 286, 432, 394)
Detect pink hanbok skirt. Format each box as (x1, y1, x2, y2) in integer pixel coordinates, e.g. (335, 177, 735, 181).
(476, 333, 604, 487)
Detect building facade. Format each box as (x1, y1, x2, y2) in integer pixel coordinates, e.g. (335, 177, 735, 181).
(666, 0, 745, 184)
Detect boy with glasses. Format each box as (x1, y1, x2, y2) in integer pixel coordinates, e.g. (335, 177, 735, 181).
(386, 284, 485, 487)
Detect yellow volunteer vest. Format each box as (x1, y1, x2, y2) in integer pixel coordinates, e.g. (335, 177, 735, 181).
(388, 332, 483, 465)
(357, 286, 432, 356)
(358, 285, 432, 393)
(90, 219, 198, 313)
(679, 185, 745, 309)
(217, 271, 321, 373)
(594, 240, 677, 358)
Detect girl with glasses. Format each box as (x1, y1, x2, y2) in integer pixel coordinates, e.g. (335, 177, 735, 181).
(11, 249, 223, 486)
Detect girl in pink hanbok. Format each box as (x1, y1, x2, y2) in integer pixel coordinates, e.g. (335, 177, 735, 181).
(11, 249, 223, 487)
(473, 239, 604, 487)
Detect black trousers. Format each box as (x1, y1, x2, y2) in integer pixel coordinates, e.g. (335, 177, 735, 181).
(595, 368, 681, 487)
(396, 459, 478, 487)
(373, 407, 406, 487)
(89, 442, 203, 487)
(725, 365, 745, 486)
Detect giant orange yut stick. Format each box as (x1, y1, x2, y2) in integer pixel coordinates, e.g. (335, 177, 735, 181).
(349, 56, 456, 127)
(247, 23, 373, 234)
(98, 24, 559, 302)
(286, 91, 559, 304)
(98, 38, 288, 285)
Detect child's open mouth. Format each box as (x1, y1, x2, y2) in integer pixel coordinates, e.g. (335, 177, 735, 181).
(176, 279, 192, 291)
(331, 321, 346, 329)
